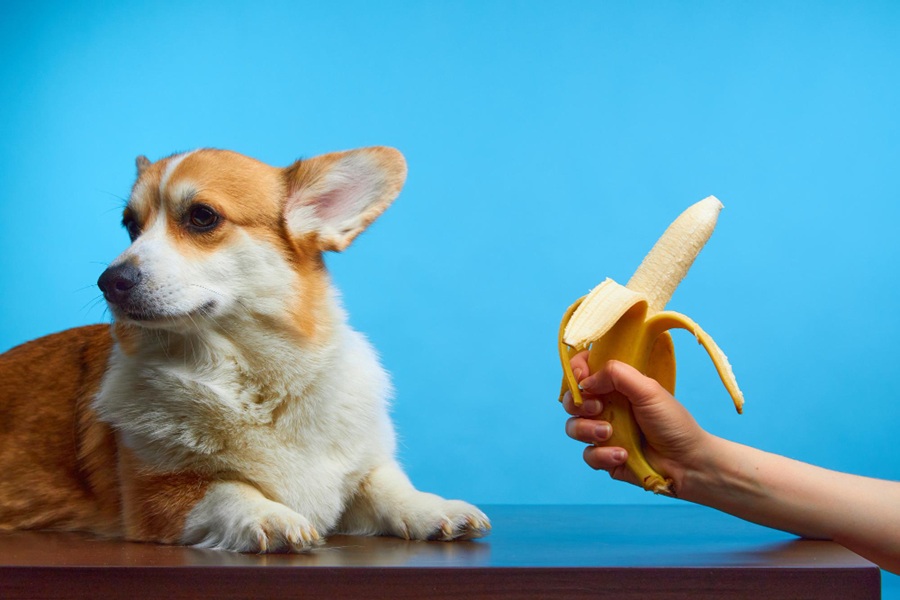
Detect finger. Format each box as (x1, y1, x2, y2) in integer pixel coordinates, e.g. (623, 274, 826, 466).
(565, 417, 611, 444)
(570, 351, 590, 382)
(561, 391, 604, 417)
(582, 445, 628, 471)
(580, 360, 665, 408)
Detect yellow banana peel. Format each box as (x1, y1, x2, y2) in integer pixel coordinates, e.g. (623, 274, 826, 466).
(558, 196, 744, 496)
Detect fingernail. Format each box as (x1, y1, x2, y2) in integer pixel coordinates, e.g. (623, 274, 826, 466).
(573, 367, 583, 379)
(582, 400, 602, 416)
(594, 424, 611, 441)
(612, 449, 627, 463)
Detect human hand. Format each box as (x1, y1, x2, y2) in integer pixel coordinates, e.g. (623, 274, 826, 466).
(562, 353, 714, 492)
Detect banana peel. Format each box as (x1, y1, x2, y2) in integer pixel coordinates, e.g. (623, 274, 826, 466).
(558, 196, 744, 496)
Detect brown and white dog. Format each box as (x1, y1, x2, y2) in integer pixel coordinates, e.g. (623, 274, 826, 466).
(0, 147, 489, 552)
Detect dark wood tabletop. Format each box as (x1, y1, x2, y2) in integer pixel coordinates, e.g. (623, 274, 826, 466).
(0, 504, 880, 599)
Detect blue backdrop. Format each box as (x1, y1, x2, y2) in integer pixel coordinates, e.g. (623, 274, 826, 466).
(2, 0, 898, 519)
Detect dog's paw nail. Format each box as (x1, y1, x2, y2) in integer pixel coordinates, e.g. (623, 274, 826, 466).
(440, 520, 454, 540)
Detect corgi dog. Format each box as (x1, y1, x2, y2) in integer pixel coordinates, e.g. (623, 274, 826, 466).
(0, 147, 490, 552)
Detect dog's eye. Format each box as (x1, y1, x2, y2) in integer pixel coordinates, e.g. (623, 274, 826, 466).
(123, 217, 141, 242)
(187, 204, 219, 231)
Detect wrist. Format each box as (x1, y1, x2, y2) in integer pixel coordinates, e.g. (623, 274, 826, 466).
(674, 433, 760, 506)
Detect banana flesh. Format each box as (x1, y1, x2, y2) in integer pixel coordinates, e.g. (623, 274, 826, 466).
(558, 196, 744, 496)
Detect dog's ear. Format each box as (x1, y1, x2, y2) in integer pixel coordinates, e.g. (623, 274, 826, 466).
(283, 147, 407, 252)
(135, 155, 152, 175)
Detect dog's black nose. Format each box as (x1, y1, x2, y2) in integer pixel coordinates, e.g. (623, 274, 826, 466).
(98, 263, 142, 306)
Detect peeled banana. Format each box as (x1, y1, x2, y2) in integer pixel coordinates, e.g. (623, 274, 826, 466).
(558, 196, 744, 496)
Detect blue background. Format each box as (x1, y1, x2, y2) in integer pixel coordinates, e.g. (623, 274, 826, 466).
(1, 0, 898, 590)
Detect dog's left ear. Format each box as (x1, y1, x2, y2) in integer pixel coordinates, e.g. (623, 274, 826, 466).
(135, 155, 152, 175)
(283, 147, 407, 252)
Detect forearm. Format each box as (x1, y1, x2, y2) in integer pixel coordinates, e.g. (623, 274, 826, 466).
(678, 434, 900, 573)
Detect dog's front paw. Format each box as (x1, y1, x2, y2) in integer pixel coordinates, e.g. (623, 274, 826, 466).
(243, 504, 322, 553)
(391, 496, 491, 541)
(186, 498, 322, 553)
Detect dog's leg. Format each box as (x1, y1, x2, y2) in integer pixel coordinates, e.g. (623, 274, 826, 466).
(119, 449, 319, 553)
(339, 461, 491, 541)
(179, 480, 322, 553)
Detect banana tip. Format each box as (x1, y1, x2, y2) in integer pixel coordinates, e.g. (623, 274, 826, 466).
(695, 195, 724, 216)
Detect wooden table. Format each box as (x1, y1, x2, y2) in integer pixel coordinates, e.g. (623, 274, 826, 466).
(0, 505, 880, 599)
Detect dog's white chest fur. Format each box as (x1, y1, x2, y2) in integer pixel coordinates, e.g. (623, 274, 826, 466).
(95, 319, 395, 532)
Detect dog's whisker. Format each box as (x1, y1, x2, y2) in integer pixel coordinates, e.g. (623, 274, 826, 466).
(80, 295, 107, 314)
(97, 189, 129, 205)
(74, 283, 102, 293)
(190, 284, 224, 297)
(158, 330, 173, 361)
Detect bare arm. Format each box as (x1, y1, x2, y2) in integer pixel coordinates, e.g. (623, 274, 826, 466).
(685, 435, 900, 573)
(563, 355, 900, 574)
